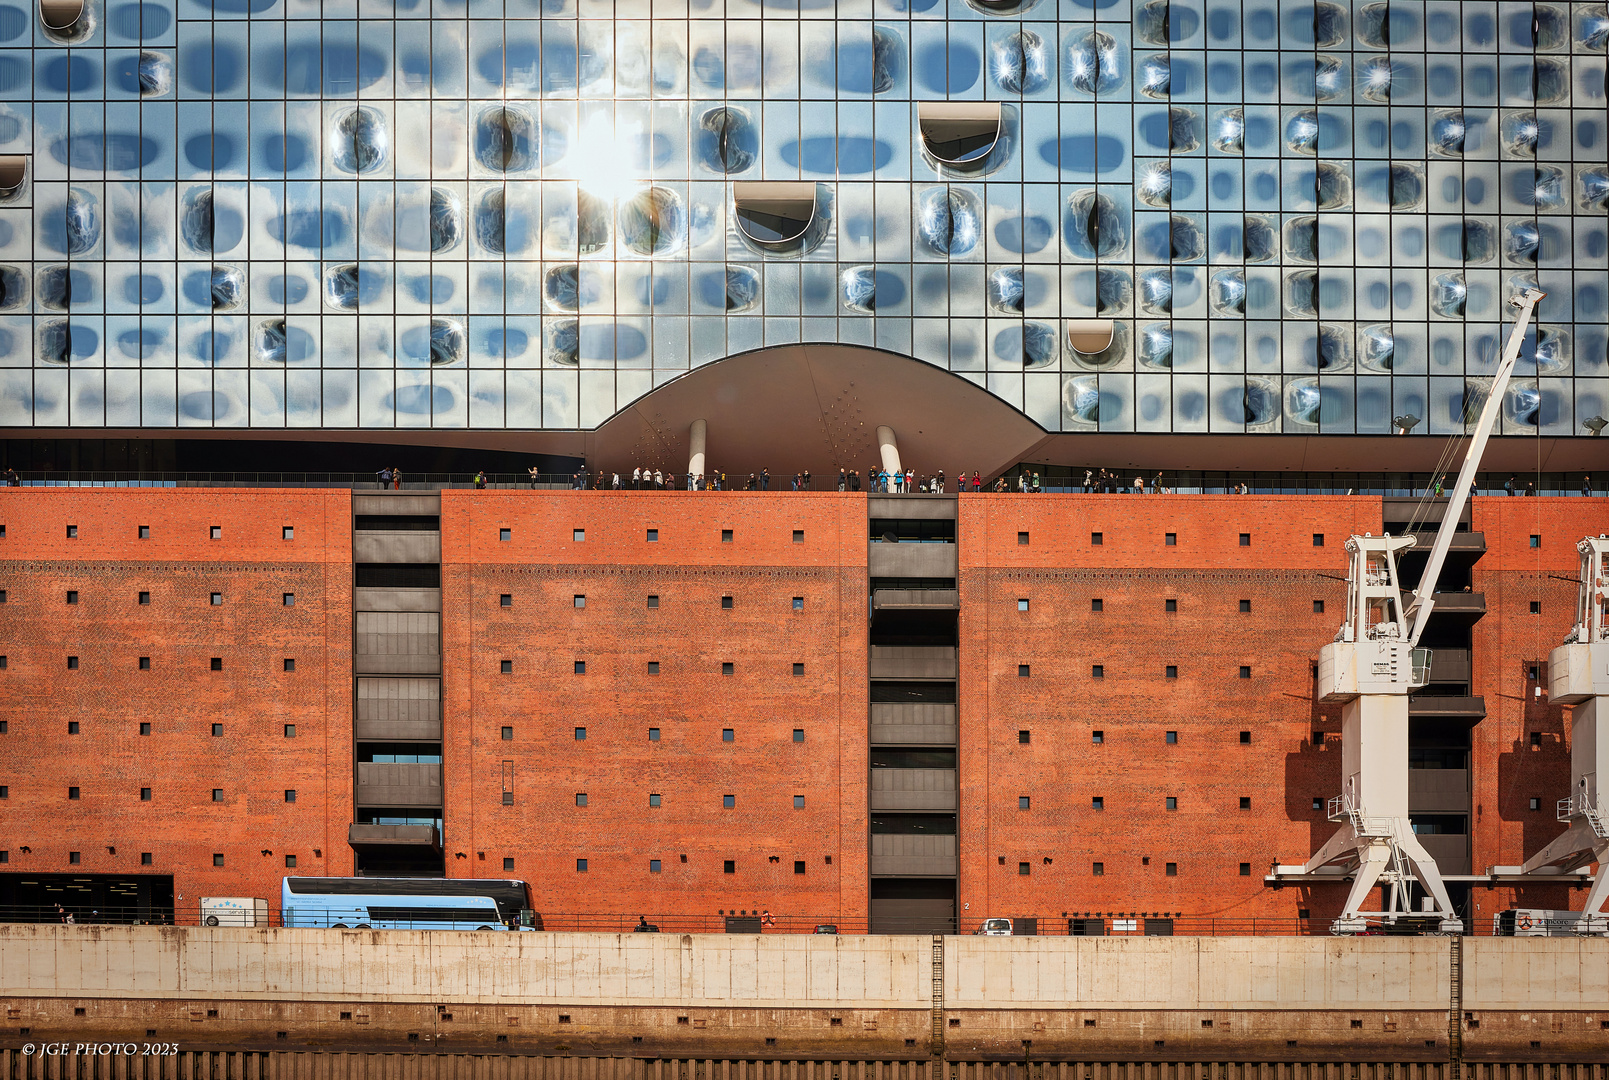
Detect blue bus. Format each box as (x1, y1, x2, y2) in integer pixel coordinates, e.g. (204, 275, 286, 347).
(281, 877, 535, 931)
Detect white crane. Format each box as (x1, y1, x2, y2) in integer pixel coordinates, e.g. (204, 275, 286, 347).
(1272, 288, 1546, 935)
(1492, 536, 1609, 933)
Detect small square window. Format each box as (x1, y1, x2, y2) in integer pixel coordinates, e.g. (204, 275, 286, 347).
(793, 729, 805, 743)
(1529, 797, 1541, 811)
(794, 860, 806, 875)
(721, 529, 733, 543)
(576, 859, 588, 872)
(793, 795, 805, 808)
(1165, 730, 1178, 744)
(1018, 862, 1031, 876)
(1313, 730, 1325, 745)
(1092, 796, 1104, 809)
(1239, 533, 1251, 546)
(500, 594, 512, 607)
(1312, 533, 1325, 547)
(1165, 532, 1177, 546)
(141, 853, 152, 866)
(284, 789, 296, 803)
(282, 593, 295, 606)
(793, 530, 804, 543)
(575, 727, 587, 740)
(722, 662, 734, 675)
(1091, 664, 1104, 678)
(1165, 862, 1178, 876)
(501, 726, 513, 741)
(792, 662, 805, 676)
(139, 591, 150, 605)
(1312, 798, 1323, 811)
(1239, 666, 1251, 678)
(1240, 796, 1252, 809)
(1530, 731, 1542, 748)
(721, 595, 734, 609)
(211, 790, 223, 802)
(646, 529, 658, 542)
(649, 793, 662, 807)
(139, 657, 151, 671)
(138, 525, 150, 539)
(1092, 862, 1104, 876)
(1528, 665, 1540, 681)
(1238, 599, 1251, 613)
(67, 656, 79, 669)
(1165, 666, 1178, 679)
(1018, 796, 1030, 810)
(1091, 531, 1103, 545)
(1017, 598, 1029, 611)
(210, 592, 223, 606)
(722, 728, 734, 742)
(210, 657, 223, 671)
(284, 724, 296, 738)
(1092, 730, 1104, 744)
(1018, 730, 1030, 744)
(1529, 535, 1541, 549)
(647, 595, 659, 608)
(648, 661, 660, 674)
(648, 728, 660, 741)
(1530, 601, 1541, 614)
(502, 792, 514, 805)
(723, 860, 735, 874)
(1091, 598, 1103, 612)
(1017, 531, 1029, 545)
(66, 590, 78, 604)
(70, 851, 82, 864)
(67, 524, 79, 538)
(209, 526, 221, 540)
(574, 660, 586, 674)
(283, 658, 295, 672)
(139, 722, 151, 735)
(575, 793, 588, 807)
(1313, 600, 1325, 614)
(1166, 796, 1178, 810)
(572, 529, 584, 542)
(68, 786, 80, 799)
(723, 794, 735, 808)
(792, 596, 804, 610)
(1165, 598, 1177, 612)
(68, 721, 79, 734)
(0, 785, 7, 797)
(1018, 664, 1031, 677)
(1239, 731, 1251, 744)
(650, 859, 662, 873)
(1240, 863, 1252, 876)
(283, 526, 294, 540)
(0, 589, 5, 602)
(285, 855, 296, 868)
(573, 594, 586, 608)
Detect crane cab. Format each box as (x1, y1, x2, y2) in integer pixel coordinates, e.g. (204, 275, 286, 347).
(1549, 537, 1609, 705)
(1317, 534, 1431, 701)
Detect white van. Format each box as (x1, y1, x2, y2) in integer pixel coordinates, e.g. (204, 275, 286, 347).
(975, 917, 1013, 936)
(200, 897, 270, 927)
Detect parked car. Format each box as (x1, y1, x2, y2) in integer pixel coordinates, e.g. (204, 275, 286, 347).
(812, 924, 839, 934)
(975, 918, 1012, 936)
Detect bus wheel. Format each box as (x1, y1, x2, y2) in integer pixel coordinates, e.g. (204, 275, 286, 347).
(355, 924, 371, 930)
(331, 923, 348, 929)
(477, 926, 494, 931)
(204, 916, 220, 926)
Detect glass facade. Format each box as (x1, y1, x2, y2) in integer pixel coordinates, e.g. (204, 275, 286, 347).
(0, 0, 1604, 435)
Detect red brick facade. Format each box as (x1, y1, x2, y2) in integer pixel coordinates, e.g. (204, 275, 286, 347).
(2, 488, 1606, 926)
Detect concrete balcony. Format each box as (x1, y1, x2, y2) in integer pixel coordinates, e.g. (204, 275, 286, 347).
(355, 762, 442, 808)
(354, 611, 441, 675)
(354, 530, 441, 564)
(1401, 590, 1486, 627)
(869, 769, 957, 810)
(1420, 648, 1471, 686)
(1408, 769, 1470, 813)
(871, 589, 959, 614)
(1408, 695, 1486, 725)
(870, 834, 957, 877)
(355, 677, 442, 741)
(348, 823, 440, 848)
(868, 543, 957, 580)
(868, 496, 956, 520)
(1416, 833, 1470, 876)
(869, 646, 957, 680)
(869, 702, 958, 746)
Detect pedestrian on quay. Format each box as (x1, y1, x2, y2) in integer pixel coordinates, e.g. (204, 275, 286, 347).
(1153, 473, 1162, 494)
(761, 468, 771, 491)
(377, 466, 392, 489)
(528, 466, 541, 489)
(791, 472, 800, 492)
(972, 471, 981, 491)
(838, 468, 847, 492)
(653, 468, 664, 489)
(633, 466, 642, 489)
(612, 472, 621, 490)
(4, 466, 18, 486)
(849, 470, 860, 492)
(1032, 472, 1042, 494)
(1133, 475, 1144, 495)
(1525, 480, 1536, 496)
(936, 470, 946, 494)
(1433, 475, 1445, 497)
(802, 470, 811, 491)
(906, 468, 915, 493)
(1505, 475, 1517, 496)
(1584, 474, 1593, 497)
(393, 466, 403, 490)
(475, 470, 489, 489)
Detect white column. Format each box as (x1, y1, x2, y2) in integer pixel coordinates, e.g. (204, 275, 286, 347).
(876, 425, 901, 478)
(688, 418, 707, 480)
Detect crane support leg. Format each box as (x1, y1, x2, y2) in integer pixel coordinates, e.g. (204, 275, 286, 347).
(1515, 693, 1609, 933)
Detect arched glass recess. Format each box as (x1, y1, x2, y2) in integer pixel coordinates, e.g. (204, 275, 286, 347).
(1066, 319, 1117, 356)
(917, 103, 1006, 175)
(0, 157, 26, 202)
(733, 182, 822, 254)
(38, 0, 90, 41)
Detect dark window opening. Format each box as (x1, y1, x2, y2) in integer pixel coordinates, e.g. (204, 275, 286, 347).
(354, 564, 441, 588)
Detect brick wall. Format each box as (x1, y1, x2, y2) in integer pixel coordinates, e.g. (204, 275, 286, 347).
(437, 491, 870, 924)
(0, 489, 354, 909)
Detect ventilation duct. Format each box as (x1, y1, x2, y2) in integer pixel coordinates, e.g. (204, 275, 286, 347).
(918, 102, 1004, 173)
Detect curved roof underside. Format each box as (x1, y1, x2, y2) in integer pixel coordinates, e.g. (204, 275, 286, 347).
(586, 344, 1049, 481)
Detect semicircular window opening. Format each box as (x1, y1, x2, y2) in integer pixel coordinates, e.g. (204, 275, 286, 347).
(733, 181, 818, 250)
(1066, 318, 1117, 356)
(918, 103, 1004, 173)
(0, 156, 27, 201)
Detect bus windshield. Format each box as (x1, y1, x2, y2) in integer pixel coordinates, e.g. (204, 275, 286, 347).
(281, 878, 531, 930)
